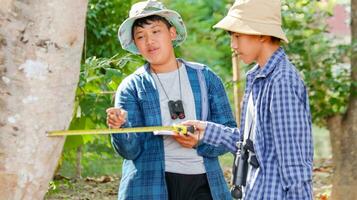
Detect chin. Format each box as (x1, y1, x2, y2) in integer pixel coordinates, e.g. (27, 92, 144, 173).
(144, 55, 159, 63)
(148, 57, 163, 65)
(242, 59, 254, 65)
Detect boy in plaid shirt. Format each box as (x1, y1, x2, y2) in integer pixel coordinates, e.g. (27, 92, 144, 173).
(183, 0, 313, 199)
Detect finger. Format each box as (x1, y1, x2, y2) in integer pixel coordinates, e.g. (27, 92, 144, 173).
(107, 112, 119, 120)
(106, 107, 117, 113)
(107, 119, 123, 127)
(108, 114, 122, 122)
(181, 120, 199, 126)
(173, 130, 184, 136)
(172, 134, 185, 141)
(107, 118, 118, 124)
(186, 132, 198, 139)
(117, 116, 126, 123)
(175, 132, 187, 140)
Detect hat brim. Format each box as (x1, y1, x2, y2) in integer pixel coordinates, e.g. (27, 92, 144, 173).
(118, 9, 187, 54)
(213, 15, 289, 43)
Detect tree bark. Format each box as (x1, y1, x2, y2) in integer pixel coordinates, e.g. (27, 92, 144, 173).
(0, 1, 87, 199)
(328, 1, 357, 199)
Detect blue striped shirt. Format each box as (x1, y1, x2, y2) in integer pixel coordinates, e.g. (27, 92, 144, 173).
(203, 48, 313, 199)
(111, 59, 237, 200)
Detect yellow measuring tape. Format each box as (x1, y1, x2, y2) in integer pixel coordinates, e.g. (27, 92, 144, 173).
(47, 125, 194, 137)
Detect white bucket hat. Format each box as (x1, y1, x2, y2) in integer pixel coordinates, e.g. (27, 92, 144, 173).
(118, 0, 187, 54)
(214, 0, 288, 43)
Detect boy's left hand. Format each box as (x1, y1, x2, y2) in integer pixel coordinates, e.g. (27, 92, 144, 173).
(172, 133, 199, 148)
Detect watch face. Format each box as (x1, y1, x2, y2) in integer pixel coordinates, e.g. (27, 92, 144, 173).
(168, 100, 185, 120)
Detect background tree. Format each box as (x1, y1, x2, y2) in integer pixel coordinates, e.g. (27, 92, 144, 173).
(326, 0, 357, 199)
(58, 0, 143, 178)
(0, 0, 87, 199)
(282, 1, 355, 198)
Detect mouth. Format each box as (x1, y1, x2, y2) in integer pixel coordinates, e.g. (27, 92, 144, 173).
(233, 50, 241, 56)
(148, 47, 160, 54)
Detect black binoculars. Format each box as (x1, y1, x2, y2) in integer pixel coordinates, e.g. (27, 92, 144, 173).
(230, 139, 259, 199)
(168, 100, 185, 120)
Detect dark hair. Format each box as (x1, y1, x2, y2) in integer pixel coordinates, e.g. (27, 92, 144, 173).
(227, 31, 282, 44)
(270, 36, 281, 44)
(131, 15, 172, 38)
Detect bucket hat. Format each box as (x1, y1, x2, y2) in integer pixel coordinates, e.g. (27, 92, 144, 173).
(118, 0, 187, 54)
(214, 0, 288, 43)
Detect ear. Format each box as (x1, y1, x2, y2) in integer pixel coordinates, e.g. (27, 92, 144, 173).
(260, 35, 270, 43)
(169, 26, 177, 41)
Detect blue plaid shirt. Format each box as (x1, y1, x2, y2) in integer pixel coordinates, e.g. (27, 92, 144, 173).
(203, 48, 313, 200)
(111, 59, 236, 200)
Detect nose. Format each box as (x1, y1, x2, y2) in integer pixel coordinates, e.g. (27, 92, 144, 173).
(145, 34, 154, 45)
(230, 36, 238, 51)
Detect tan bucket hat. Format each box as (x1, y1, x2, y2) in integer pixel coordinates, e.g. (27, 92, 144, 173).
(118, 0, 187, 54)
(214, 0, 288, 43)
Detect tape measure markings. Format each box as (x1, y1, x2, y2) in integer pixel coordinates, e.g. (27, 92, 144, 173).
(47, 125, 194, 136)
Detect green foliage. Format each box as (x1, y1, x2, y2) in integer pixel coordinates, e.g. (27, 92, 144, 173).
(60, 0, 146, 178)
(85, 0, 132, 58)
(61, 53, 143, 177)
(282, 0, 350, 125)
(164, 0, 240, 109)
(166, 0, 233, 80)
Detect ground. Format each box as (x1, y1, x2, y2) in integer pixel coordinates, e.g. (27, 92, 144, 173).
(45, 158, 332, 200)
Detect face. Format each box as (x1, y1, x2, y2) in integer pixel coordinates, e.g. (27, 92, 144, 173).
(230, 33, 262, 64)
(133, 20, 177, 66)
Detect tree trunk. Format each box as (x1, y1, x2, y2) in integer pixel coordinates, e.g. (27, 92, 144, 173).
(327, 115, 357, 200)
(0, 1, 87, 199)
(328, 1, 357, 199)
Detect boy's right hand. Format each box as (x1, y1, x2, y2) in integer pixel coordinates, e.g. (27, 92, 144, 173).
(106, 107, 127, 129)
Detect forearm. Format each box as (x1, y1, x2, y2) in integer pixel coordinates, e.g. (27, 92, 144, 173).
(202, 122, 241, 153)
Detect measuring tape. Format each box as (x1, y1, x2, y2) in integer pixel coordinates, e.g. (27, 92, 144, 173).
(47, 125, 194, 137)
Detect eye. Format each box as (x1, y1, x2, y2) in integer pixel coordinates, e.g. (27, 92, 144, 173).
(135, 35, 144, 40)
(153, 29, 160, 34)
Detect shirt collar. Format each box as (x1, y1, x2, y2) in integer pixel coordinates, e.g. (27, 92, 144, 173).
(246, 47, 286, 79)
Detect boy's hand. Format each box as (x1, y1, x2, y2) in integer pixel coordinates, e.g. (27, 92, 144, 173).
(106, 107, 127, 129)
(173, 120, 207, 148)
(172, 133, 199, 148)
(181, 120, 207, 139)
